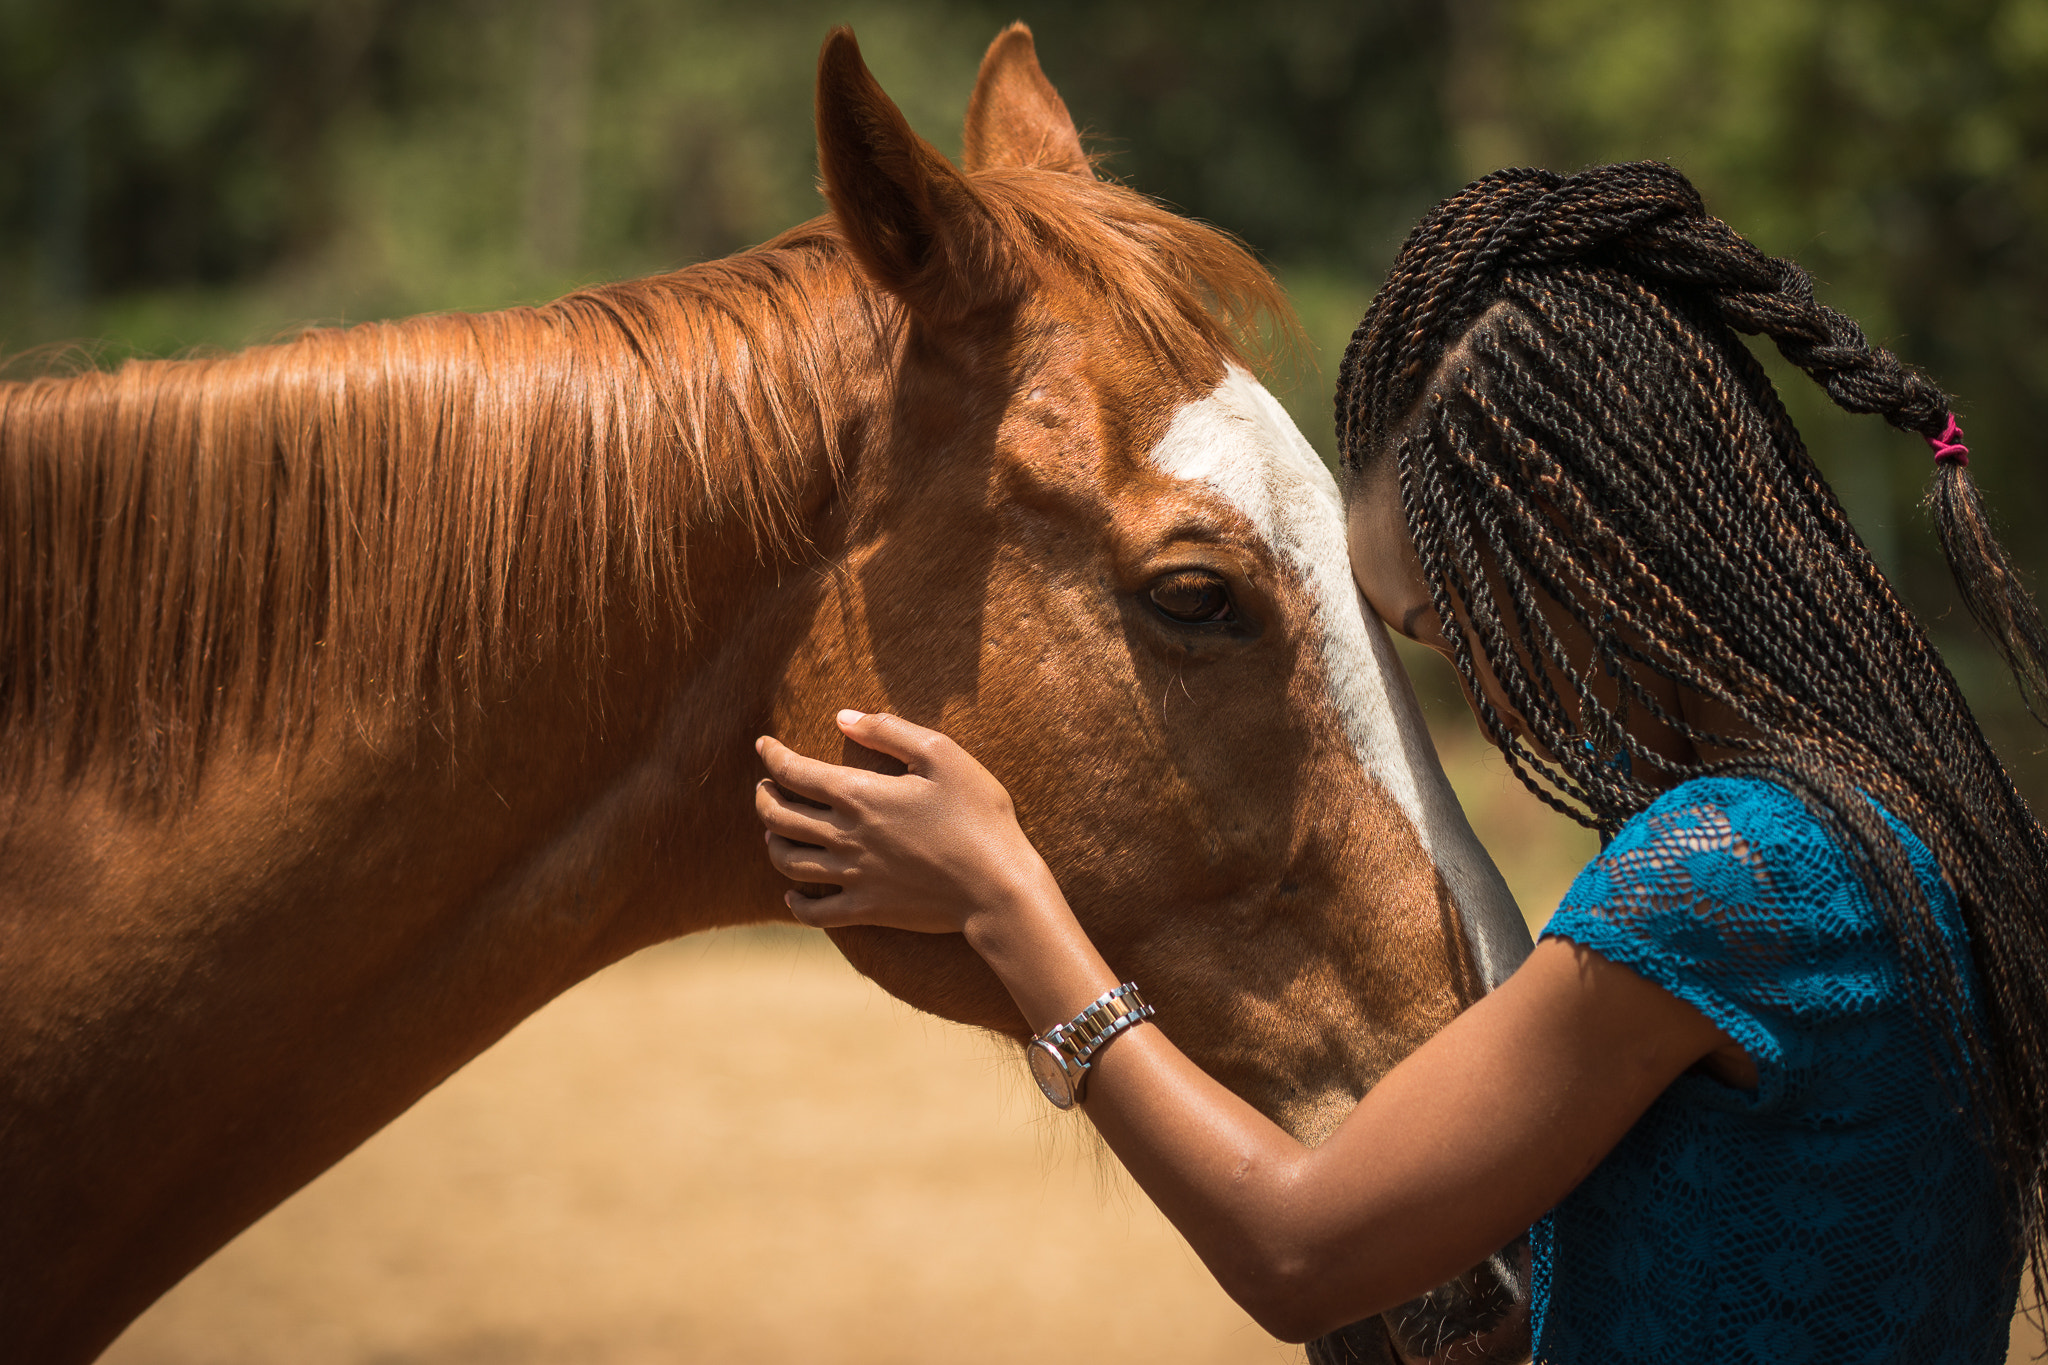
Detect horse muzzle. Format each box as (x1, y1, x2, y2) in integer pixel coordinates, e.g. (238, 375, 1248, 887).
(1306, 1241, 1531, 1365)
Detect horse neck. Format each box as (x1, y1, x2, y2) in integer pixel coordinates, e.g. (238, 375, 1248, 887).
(0, 243, 908, 989)
(0, 234, 889, 795)
(0, 248, 907, 1363)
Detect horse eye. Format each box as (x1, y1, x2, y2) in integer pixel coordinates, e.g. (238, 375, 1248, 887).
(1147, 571, 1236, 625)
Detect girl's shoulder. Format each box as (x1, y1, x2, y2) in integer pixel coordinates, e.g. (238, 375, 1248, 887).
(1607, 773, 1947, 902)
(1551, 772, 1962, 1010)
(1615, 773, 1829, 856)
(1582, 775, 1828, 918)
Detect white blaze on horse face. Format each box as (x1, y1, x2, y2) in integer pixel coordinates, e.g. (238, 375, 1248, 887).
(1148, 366, 1531, 988)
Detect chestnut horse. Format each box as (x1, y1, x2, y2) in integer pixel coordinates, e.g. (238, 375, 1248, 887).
(0, 25, 1529, 1365)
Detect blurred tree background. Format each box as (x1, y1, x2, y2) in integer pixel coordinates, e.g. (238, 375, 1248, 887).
(3, 0, 2046, 809)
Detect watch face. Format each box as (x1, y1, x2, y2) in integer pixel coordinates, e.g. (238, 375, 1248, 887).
(1027, 1039, 1076, 1110)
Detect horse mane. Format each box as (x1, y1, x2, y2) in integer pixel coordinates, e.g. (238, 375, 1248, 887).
(0, 170, 1289, 791)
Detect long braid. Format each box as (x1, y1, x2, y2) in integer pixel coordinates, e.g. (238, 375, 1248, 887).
(1337, 160, 2048, 1300)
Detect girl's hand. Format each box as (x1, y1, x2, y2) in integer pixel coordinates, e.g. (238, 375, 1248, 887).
(754, 710, 1057, 936)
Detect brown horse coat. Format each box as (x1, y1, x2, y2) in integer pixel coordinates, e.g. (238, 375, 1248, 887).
(0, 26, 1527, 1364)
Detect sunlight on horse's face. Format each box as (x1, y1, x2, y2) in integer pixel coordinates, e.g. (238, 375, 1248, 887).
(787, 306, 1522, 1144)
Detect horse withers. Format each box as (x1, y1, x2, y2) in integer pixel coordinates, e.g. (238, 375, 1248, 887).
(0, 24, 1530, 1364)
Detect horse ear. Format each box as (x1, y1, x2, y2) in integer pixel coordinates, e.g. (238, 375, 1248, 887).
(815, 27, 1020, 324)
(961, 24, 1092, 177)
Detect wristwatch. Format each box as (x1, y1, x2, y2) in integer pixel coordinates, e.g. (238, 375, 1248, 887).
(1026, 982, 1155, 1110)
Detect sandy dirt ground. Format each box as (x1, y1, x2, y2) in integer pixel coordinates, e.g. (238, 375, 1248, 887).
(98, 726, 2043, 1364)
(103, 928, 1298, 1365)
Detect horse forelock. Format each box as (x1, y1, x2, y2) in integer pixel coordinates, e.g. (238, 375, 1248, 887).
(0, 169, 1291, 796)
(959, 168, 1296, 382)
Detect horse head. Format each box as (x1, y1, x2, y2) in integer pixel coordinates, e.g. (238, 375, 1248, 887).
(768, 27, 1533, 1360)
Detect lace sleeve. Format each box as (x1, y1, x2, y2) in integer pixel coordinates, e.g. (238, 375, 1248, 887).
(1541, 777, 1863, 1108)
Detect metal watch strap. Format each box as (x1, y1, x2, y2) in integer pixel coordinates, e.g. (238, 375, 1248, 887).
(1035, 982, 1154, 1104)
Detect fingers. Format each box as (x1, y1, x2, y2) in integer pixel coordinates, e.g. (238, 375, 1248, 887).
(764, 831, 858, 886)
(835, 709, 952, 774)
(783, 886, 871, 930)
(755, 733, 866, 806)
(754, 779, 851, 847)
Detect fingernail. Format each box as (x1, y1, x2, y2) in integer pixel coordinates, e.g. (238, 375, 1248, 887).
(837, 709, 865, 726)
(754, 736, 766, 753)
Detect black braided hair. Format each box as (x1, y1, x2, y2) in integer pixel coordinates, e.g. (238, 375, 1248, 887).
(1337, 160, 2048, 1297)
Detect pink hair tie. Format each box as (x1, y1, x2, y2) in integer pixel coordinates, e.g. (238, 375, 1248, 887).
(1928, 413, 1970, 467)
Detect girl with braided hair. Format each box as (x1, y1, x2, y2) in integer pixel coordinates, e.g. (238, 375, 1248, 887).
(754, 161, 2040, 1362)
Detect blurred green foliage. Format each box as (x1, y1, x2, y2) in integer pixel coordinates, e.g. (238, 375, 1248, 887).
(2, 0, 2045, 798)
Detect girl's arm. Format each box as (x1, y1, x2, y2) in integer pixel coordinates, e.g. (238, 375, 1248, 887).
(755, 712, 1731, 1343)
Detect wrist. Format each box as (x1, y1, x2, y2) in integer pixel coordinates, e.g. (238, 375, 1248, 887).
(959, 852, 1062, 953)
(961, 860, 1120, 1036)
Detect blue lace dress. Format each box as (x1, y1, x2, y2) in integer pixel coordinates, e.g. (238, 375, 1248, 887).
(1531, 776, 2017, 1364)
